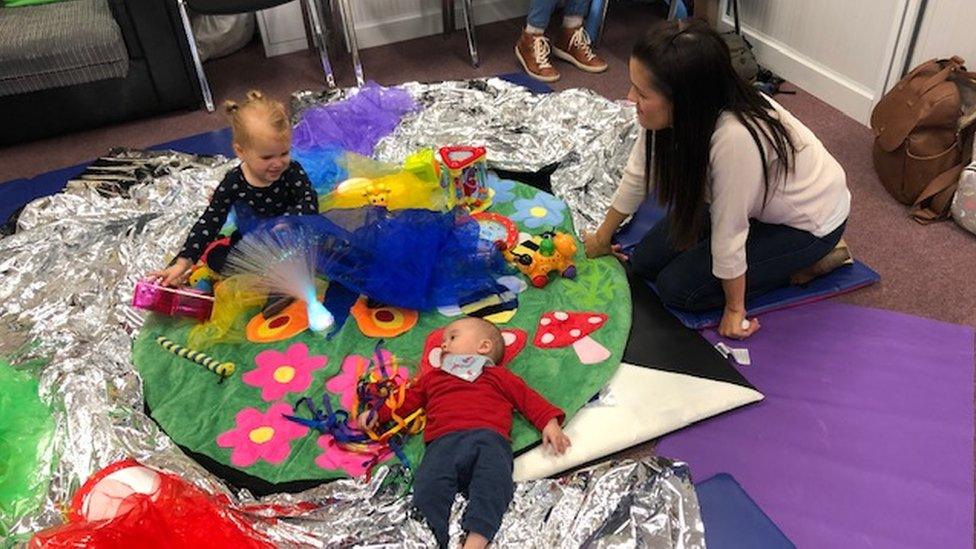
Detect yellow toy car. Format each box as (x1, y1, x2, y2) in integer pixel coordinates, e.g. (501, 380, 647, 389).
(504, 230, 578, 288)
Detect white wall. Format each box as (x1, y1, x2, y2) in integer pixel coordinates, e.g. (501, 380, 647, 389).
(907, 0, 976, 70)
(347, 0, 529, 50)
(258, 0, 529, 58)
(720, 0, 915, 125)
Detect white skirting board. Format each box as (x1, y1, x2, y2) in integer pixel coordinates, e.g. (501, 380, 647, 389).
(512, 362, 764, 481)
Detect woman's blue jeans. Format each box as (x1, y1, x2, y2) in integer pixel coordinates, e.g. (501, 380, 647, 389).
(629, 216, 846, 311)
(527, 0, 591, 29)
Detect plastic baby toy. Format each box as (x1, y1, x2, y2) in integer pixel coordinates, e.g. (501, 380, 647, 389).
(504, 230, 578, 288)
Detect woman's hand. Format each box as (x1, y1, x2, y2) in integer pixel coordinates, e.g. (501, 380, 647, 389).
(582, 231, 629, 261)
(718, 306, 760, 340)
(583, 208, 630, 260)
(147, 257, 193, 287)
(582, 231, 611, 257)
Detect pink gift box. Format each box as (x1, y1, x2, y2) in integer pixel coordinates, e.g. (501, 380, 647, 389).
(131, 280, 214, 322)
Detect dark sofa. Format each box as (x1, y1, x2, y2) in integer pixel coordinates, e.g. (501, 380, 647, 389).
(0, 0, 203, 147)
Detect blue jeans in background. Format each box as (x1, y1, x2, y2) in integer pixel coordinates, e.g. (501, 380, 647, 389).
(630, 216, 847, 311)
(527, 0, 591, 29)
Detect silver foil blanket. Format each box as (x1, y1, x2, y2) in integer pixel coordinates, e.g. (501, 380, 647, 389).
(245, 458, 705, 548)
(295, 78, 642, 234)
(0, 82, 702, 547)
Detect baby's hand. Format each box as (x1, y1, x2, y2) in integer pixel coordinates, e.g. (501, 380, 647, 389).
(541, 418, 571, 456)
(148, 258, 193, 287)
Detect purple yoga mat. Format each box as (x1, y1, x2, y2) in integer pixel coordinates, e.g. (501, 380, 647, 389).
(658, 301, 974, 549)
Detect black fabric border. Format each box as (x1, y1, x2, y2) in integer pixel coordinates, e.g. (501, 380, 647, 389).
(623, 270, 755, 389)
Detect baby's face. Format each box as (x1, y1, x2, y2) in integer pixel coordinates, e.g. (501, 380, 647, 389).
(441, 318, 492, 358)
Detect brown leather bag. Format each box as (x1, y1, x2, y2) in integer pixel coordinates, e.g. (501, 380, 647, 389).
(870, 57, 976, 223)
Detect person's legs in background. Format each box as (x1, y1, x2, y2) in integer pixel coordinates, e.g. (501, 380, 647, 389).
(552, 0, 608, 73)
(517, 0, 562, 82)
(525, 0, 559, 34)
(517, 0, 607, 82)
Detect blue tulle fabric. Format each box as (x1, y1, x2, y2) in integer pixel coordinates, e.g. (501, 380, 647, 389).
(292, 146, 347, 195)
(241, 208, 508, 311)
(291, 82, 419, 193)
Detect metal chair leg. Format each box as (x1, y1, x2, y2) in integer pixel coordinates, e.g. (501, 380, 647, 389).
(336, 0, 364, 86)
(442, 0, 455, 35)
(303, 0, 336, 89)
(333, 0, 352, 53)
(459, 0, 478, 68)
(176, 0, 214, 112)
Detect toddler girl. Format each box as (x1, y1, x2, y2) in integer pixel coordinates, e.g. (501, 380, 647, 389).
(150, 90, 318, 286)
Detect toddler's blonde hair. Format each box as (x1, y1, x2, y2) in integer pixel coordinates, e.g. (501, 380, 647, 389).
(223, 90, 290, 147)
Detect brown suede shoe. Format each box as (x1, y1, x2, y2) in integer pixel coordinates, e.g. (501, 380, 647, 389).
(552, 26, 608, 73)
(790, 238, 854, 285)
(516, 31, 560, 82)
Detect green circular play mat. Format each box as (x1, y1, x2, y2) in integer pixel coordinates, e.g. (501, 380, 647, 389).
(133, 179, 631, 487)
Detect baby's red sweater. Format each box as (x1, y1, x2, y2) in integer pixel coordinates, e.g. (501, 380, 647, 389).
(379, 366, 564, 443)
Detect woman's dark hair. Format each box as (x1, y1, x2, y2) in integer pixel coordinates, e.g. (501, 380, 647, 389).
(632, 19, 796, 249)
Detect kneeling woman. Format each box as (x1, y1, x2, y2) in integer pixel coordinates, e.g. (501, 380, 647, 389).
(585, 20, 850, 339)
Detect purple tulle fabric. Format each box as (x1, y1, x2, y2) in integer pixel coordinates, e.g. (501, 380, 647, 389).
(292, 81, 419, 156)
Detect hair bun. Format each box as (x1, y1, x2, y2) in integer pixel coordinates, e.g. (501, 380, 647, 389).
(246, 90, 264, 101)
(223, 100, 239, 114)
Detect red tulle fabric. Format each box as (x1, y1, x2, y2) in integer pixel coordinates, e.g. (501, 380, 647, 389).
(31, 460, 273, 549)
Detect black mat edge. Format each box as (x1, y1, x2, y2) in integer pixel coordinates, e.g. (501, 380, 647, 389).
(623, 269, 756, 389)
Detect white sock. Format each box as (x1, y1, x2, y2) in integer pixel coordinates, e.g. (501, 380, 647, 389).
(525, 24, 545, 35)
(562, 15, 583, 28)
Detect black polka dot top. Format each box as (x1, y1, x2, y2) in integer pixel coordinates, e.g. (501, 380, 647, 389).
(178, 160, 318, 262)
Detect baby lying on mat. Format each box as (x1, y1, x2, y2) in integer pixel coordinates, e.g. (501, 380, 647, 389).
(362, 316, 570, 548)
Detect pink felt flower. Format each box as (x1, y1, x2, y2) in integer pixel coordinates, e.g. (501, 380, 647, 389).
(315, 434, 391, 477)
(324, 349, 405, 410)
(216, 403, 308, 467)
(244, 343, 327, 402)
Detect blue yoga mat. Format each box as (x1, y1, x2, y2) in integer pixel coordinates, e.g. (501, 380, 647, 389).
(661, 261, 880, 329)
(612, 199, 880, 329)
(497, 71, 554, 94)
(0, 163, 88, 227)
(695, 473, 795, 549)
(0, 129, 235, 227)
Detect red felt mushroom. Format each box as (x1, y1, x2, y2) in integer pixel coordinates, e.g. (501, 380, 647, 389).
(533, 311, 610, 365)
(420, 327, 528, 376)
